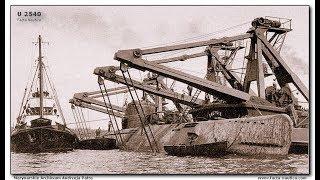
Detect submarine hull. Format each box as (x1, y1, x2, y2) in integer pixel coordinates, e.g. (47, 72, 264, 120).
(164, 142, 227, 157)
(108, 114, 294, 157)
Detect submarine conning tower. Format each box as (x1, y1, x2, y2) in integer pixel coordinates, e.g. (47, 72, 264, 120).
(123, 100, 156, 129)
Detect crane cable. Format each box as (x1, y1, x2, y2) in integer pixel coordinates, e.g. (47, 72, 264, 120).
(120, 66, 159, 153)
(70, 106, 84, 140)
(98, 76, 125, 148)
(140, 20, 252, 49)
(79, 107, 91, 137)
(142, 20, 252, 60)
(71, 106, 86, 139)
(74, 106, 89, 139)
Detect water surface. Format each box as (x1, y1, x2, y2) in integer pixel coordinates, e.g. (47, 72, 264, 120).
(11, 150, 309, 174)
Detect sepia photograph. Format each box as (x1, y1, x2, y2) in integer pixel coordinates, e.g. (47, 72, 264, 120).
(7, 3, 313, 178)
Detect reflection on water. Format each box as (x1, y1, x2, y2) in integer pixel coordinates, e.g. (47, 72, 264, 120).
(11, 150, 309, 174)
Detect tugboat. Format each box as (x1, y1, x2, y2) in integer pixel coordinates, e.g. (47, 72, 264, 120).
(11, 35, 78, 153)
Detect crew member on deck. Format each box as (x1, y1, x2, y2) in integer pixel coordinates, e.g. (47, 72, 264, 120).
(187, 85, 193, 96)
(95, 127, 101, 138)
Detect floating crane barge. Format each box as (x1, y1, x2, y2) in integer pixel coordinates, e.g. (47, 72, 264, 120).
(73, 17, 309, 157)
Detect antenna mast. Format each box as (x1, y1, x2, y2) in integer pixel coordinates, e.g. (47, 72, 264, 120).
(38, 35, 44, 118)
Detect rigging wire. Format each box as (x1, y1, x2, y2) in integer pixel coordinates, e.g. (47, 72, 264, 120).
(17, 63, 40, 121)
(140, 20, 252, 49)
(120, 67, 159, 153)
(144, 21, 251, 61)
(86, 108, 91, 129)
(168, 65, 205, 75)
(75, 109, 87, 139)
(75, 106, 87, 136)
(67, 118, 109, 125)
(117, 21, 252, 100)
(113, 82, 120, 106)
(71, 106, 84, 139)
(24, 40, 37, 87)
(43, 65, 67, 125)
(79, 107, 91, 136)
(97, 77, 125, 146)
(75, 106, 89, 139)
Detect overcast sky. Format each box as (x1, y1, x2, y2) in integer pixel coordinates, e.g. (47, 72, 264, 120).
(11, 6, 309, 129)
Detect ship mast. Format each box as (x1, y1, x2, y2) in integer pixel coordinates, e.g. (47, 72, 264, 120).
(38, 35, 44, 118)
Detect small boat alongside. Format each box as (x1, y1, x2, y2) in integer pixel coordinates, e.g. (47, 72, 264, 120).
(11, 35, 78, 153)
(11, 118, 77, 153)
(76, 137, 117, 150)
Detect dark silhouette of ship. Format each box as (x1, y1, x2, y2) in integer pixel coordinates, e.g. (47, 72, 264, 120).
(11, 35, 78, 153)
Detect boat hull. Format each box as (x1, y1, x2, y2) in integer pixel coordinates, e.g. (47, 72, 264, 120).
(11, 127, 78, 153)
(76, 138, 117, 150)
